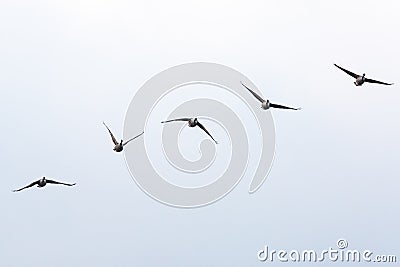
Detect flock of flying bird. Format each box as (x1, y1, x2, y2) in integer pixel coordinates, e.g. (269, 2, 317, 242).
(12, 64, 393, 192)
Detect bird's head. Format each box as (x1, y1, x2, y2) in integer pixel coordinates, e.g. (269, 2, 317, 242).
(194, 118, 198, 123)
(362, 73, 366, 77)
(120, 139, 123, 145)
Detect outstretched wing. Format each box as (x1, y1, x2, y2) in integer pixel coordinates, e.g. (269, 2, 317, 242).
(334, 64, 359, 78)
(123, 131, 144, 146)
(240, 81, 265, 103)
(46, 179, 76, 186)
(161, 118, 191, 123)
(270, 103, 301, 110)
(103, 122, 118, 145)
(196, 122, 218, 144)
(13, 180, 39, 192)
(365, 78, 393, 86)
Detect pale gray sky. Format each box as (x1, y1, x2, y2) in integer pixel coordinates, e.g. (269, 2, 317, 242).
(0, 0, 399, 266)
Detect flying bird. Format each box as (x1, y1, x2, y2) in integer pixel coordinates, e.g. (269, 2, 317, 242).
(240, 81, 301, 111)
(161, 117, 218, 144)
(13, 177, 76, 192)
(103, 122, 144, 152)
(334, 64, 393, 86)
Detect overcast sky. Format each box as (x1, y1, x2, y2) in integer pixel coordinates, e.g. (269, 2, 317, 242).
(1, 0, 399, 266)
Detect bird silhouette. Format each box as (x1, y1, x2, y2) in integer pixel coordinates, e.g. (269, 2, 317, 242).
(103, 122, 144, 152)
(13, 177, 76, 192)
(161, 117, 218, 144)
(334, 64, 393, 86)
(240, 81, 301, 110)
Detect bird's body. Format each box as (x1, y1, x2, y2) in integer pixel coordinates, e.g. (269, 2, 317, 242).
(103, 122, 144, 152)
(334, 64, 393, 86)
(187, 118, 197, 127)
(161, 117, 218, 144)
(37, 177, 46, 187)
(355, 75, 366, 86)
(240, 81, 301, 111)
(261, 100, 270, 110)
(13, 177, 76, 192)
(114, 142, 124, 152)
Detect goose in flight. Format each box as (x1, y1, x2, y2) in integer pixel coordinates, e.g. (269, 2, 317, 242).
(103, 122, 144, 152)
(240, 81, 301, 111)
(161, 118, 218, 144)
(13, 177, 76, 192)
(334, 64, 393, 86)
